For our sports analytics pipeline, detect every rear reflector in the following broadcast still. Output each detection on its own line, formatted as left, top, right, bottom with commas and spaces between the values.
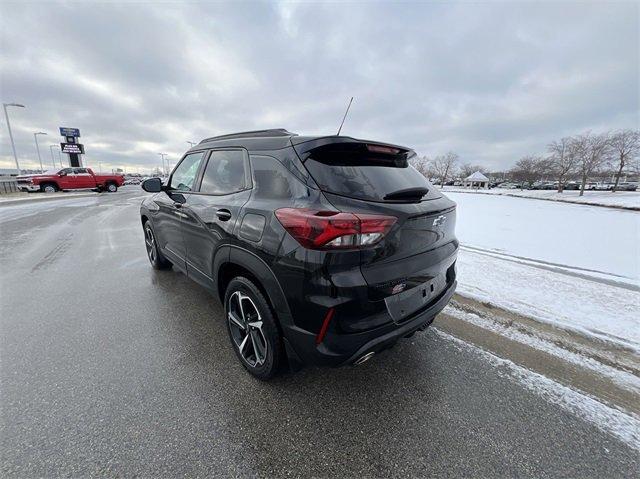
275, 208, 396, 250
315, 308, 335, 345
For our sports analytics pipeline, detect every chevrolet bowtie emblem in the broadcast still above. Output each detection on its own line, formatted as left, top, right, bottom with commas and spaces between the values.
433, 215, 447, 227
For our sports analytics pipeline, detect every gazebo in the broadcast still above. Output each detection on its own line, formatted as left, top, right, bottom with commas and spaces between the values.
463, 171, 490, 189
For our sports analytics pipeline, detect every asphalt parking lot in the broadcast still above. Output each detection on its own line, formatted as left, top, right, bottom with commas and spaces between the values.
1, 188, 637, 477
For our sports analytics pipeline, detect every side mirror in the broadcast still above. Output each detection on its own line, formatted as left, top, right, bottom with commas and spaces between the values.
59, 171, 67, 177
141, 177, 162, 193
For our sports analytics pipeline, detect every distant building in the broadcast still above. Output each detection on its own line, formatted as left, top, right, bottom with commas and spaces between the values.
463, 171, 490, 189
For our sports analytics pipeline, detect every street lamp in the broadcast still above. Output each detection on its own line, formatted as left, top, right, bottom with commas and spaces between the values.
33, 132, 47, 172
49, 145, 57, 168
3, 102, 25, 172
158, 152, 167, 176
49, 145, 62, 168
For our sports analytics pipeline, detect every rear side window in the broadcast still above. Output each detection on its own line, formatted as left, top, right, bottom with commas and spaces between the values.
170, 152, 204, 191
199, 150, 247, 195
251, 155, 309, 200
303, 143, 438, 202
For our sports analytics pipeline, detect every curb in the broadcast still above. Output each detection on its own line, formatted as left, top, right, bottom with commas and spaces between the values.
0, 192, 103, 206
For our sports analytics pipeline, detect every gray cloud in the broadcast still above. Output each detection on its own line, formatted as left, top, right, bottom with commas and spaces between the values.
1, 1, 637, 172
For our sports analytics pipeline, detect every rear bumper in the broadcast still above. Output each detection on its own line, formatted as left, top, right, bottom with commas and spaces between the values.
283, 279, 457, 368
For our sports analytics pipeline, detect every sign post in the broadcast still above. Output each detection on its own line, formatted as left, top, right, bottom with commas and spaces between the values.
59, 127, 84, 167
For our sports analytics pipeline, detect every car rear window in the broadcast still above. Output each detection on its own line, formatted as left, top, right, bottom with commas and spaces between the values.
303, 143, 439, 202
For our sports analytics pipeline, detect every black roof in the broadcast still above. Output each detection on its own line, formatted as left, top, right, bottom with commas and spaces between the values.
193, 128, 410, 154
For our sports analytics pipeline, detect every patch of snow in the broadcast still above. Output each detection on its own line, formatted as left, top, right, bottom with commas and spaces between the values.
0, 191, 100, 204
448, 192, 639, 282
444, 187, 640, 209
433, 328, 640, 451
456, 249, 640, 352
444, 305, 640, 394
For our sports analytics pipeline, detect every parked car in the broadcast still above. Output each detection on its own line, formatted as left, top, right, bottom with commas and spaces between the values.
594, 182, 613, 191
140, 129, 458, 379
497, 182, 519, 189
615, 182, 638, 191
16, 167, 124, 193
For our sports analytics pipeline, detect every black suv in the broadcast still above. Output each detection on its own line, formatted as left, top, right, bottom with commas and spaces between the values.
140, 129, 458, 379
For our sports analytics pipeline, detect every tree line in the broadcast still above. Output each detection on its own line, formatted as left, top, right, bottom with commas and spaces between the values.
413, 129, 639, 196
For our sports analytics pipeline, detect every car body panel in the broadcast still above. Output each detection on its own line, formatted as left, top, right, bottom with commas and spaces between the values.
140, 131, 458, 369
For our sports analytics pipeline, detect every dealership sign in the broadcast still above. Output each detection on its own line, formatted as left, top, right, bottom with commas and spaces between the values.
59, 127, 81, 137
60, 143, 85, 154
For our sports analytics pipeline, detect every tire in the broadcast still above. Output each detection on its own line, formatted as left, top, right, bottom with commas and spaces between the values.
41, 183, 58, 193
224, 277, 283, 380
143, 221, 171, 270
106, 183, 118, 193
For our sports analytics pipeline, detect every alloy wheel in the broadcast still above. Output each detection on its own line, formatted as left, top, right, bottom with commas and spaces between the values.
227, 291, 268, 367
144, 224, 156, 263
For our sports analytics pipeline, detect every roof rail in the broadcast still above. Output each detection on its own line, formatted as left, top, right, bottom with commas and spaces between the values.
199, 129, 297, 144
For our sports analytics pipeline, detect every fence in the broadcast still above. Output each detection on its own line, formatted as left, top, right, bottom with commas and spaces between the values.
0, 177, 19, 194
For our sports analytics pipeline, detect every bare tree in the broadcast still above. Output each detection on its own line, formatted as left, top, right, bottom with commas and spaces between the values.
547, 137, 577, 193
411, 155, 432, 178
429, 152, 459, 186
572, 132, 610, 196
608, 129, 639, 192
509, 156, 545, 187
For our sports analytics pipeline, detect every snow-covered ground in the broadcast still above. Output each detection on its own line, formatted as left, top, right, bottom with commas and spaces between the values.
443, 186, 640, 210
448, 192, 640, 351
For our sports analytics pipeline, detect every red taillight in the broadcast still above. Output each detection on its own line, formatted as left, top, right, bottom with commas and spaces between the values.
275, 208, 396, 250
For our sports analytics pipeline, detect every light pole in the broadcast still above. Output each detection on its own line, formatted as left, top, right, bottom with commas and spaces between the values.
3, 102, 25, 172
50, 145, 62, 168
49, 145, 57, 168
33, 132, 47, 172
158, 153, 167, 176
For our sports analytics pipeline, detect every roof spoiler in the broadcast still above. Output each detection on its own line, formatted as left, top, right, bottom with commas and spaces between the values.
291, 136, 413, 162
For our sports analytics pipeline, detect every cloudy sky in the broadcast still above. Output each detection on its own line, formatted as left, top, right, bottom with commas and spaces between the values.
1, 1, 637, 173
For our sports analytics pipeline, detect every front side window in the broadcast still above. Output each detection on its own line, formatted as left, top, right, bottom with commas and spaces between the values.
169, 152, 204, 191
199, 150, 247, 195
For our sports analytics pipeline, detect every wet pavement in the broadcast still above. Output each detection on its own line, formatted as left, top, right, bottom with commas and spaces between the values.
1, 188, 637, 477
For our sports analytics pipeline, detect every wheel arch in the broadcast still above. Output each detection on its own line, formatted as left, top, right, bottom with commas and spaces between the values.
215, 245, 303, 368
215, 246, 291, 323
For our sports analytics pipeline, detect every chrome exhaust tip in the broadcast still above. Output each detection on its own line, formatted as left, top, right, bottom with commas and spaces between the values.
354, 351, 375, 365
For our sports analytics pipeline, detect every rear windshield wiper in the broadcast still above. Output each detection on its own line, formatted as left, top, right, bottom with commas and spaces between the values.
383, 187, 429, 201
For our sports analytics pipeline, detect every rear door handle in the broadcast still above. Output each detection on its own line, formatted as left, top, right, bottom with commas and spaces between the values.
216, 209, 232, 221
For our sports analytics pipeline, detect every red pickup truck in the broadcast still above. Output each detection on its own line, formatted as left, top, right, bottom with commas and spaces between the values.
17, 167, 125, 193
